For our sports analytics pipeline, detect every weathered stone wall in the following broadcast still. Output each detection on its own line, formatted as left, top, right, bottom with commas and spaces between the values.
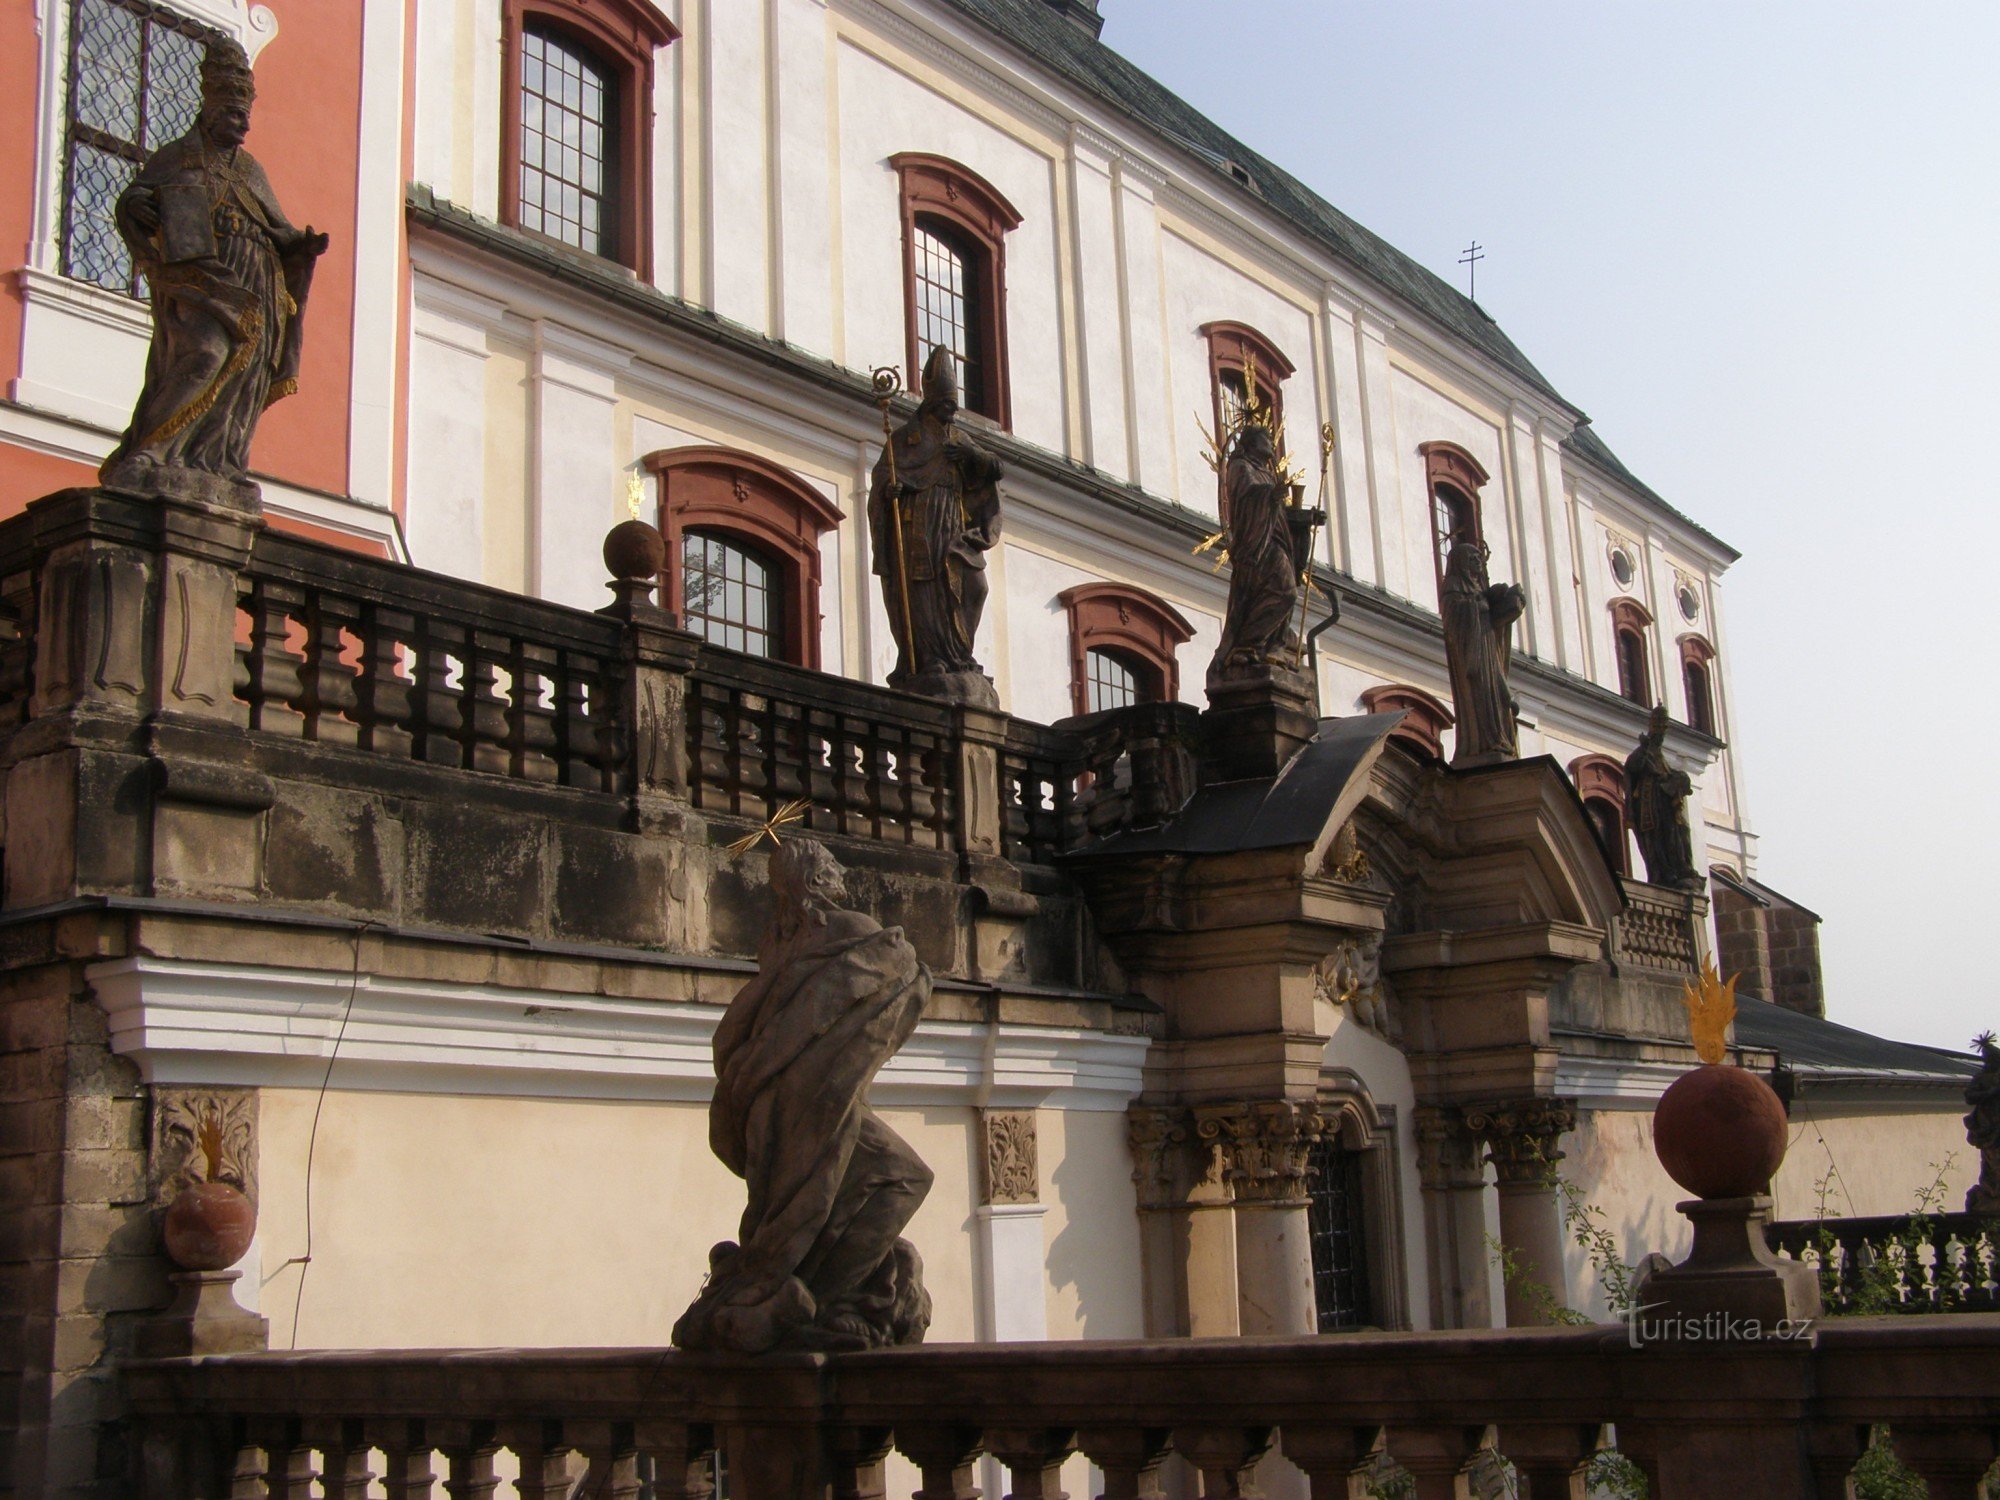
1712, 878, 1824, 1018
0, 916, 160, 1500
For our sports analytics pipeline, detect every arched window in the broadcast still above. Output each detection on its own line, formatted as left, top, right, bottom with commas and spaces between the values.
1360, 683, 1455, 763
644, 447, 844, 668
1201, 322, 1294, 442
1059, 583, 1195, 718
1609, 598, 1653, 706
502, 0, 676, 273
1569, 753, 1630, 877
1417, 442, 1489, 604
893, 154, 1021, 426
1680, 635, 1718, 737
682, 532, 776, 656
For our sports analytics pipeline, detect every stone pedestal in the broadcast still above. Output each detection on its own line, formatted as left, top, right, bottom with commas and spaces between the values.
133, 1270, 269, 1358
1635, 1195, 1822, 1331
1201, 663, 1317, 781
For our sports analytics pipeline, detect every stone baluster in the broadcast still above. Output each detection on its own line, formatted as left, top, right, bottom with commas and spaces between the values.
573, 1421, 642, 1500
410, 622, 466, 766
1461, 1098, 1577, 1326
252, 1416, 319, 1499
225, 1436, 265, 1500
1277, 1425, 1382, 1500
298, 590, 360, 745
1889, 1426, 1999, 1497
433, 1421, 502, 1500
1379, 1425, 1487, 1500
1491, 1422, 1599, 1500
353, 602, 415, 756
240, 576, 307, 735
508, 638, 561, 783
1075, 1428, 1171, 1500
369, 1419, 437, 1500
462, 631, 511, 774
307, 1418, 377, 1500
900, 1424, 987, 1500
825, 1427, 891, 1500
1805, 1423, 1868, 1500
498, 1421, 573, 1500
640, 1422, 716, 1500
985, 1428, 1077, 1500
1172, 1426, 1271, 1500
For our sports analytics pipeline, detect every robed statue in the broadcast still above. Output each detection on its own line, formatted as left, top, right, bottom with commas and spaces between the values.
868, 348, 1002, 707
1440, 530, 1526, 765
99, 37, 327, 499
673, 839, 934, 1353
1964, 1032, 2000, 1215
1625, 705, 1701, 888
1208, 421, 1322, 686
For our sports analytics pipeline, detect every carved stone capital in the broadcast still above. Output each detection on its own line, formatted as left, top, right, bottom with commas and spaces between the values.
1127, 1104, 1192, 1212
979, 1109, 1039, 1206
1412, 1105, 1483, 1192
1193, 1099, 1328, 1206
1461, 1098, 1576, 1188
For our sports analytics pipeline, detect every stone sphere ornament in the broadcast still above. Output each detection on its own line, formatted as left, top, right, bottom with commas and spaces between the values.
1652, 961, 1787, 1199
162, 1180, 257, 1272
603, 517, 667, 583
1653, 1061, 1789, 1199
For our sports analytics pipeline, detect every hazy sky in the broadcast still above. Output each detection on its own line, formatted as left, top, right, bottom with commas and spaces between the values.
1101, 2, 1999, 1051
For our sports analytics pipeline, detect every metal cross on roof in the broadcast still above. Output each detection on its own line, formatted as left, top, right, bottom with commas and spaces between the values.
1459, 241, 1485, 301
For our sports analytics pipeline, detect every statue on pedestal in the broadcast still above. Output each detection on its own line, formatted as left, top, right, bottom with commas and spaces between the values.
98, 37, 327, 501
673, 839, 934, 1353
867, 349, 1002, 707
1625, 705, 1702, 888
1207, 422, 1322, 687
1440, 530, 1525, 765
1965, 1032, 2000, 1214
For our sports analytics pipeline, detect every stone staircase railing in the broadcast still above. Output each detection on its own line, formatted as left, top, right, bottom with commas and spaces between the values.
122, 1321, 2000, 1499
1769, 1213, 2000, 1315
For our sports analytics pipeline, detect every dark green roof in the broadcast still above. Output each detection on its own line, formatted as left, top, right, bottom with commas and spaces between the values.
935, 0, 1731, 553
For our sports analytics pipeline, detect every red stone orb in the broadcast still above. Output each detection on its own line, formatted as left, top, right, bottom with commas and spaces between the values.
603, 519, 667, 583
1652, 1062, 1789, 1199
162, 1180, 257, 1272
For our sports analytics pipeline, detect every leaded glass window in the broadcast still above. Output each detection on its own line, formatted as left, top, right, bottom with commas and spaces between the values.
912, 218, 985, 413
518, 24, 616, 256
1307, 1135, 1373, 1331
683, 531, 776, 657
59, 0, 210, 297
1084, 649, 1138, 715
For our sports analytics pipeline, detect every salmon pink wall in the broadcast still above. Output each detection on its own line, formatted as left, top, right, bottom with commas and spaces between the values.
0, 5, 42, 396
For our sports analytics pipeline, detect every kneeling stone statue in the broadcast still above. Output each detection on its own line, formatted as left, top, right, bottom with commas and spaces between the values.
673, 839, 934, 1353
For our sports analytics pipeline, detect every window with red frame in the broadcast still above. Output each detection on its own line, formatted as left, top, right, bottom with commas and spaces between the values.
1417, 442, 1490, 606
1202, 321, 1294, 448
645, 448, 843, 669
1059, 583, 1195, 719
1359, 683, 1455, 762
1681, 635, 1718, 736
501, 0, 676, 273
1569, 753, 1630, 876
1610, 598, 1654, 706
893, 154, 1021, 425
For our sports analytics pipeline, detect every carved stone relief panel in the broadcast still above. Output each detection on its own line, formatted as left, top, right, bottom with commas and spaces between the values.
980, 1109, 1039, 1205
150, 1086, 258, 1209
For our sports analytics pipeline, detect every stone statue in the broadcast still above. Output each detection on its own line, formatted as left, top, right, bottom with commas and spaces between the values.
673, 839, 934, 1353
1625, 704, 1702, 888
868, 348, 1002, 707
1965, 1031, 2000, 1214
98, 37, 328, 502
1208, 422, 1321, 686
1440, 529, 1525, 766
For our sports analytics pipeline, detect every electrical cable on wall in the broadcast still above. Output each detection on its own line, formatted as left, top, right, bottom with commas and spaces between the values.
283, 919, 375, 1350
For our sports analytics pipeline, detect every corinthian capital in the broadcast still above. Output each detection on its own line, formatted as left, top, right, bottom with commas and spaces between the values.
1461, 1098, 1577, 1187
1193, 1099, 1328, 1206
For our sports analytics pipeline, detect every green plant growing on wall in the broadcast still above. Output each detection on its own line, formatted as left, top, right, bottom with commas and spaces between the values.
1810, 1154, 1962, 1315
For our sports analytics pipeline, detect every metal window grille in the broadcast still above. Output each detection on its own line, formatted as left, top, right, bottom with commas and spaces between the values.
1084, 649, 1138, 714
518, 24, 616, 256
1306, 1135, 1373, 1331
912, 219, 983, 411
683, 531, 776, 659
59, 0, 211, 297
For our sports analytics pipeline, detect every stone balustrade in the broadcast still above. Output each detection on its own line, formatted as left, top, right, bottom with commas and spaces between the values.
1769, 1213, 2000, 1316
1612, 875, 1707, 975
123, 1320, 2000, 1499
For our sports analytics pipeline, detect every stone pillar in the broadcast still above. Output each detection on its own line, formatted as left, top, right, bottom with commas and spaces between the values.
1197, 1099, 1326, 1337
974, 1110, 1047, 1342
1463, 1098, 1576, 1327
1413, 1106, 1494, 1330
